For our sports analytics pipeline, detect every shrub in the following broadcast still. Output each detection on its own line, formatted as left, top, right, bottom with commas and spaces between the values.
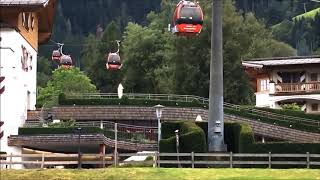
47, 119, 76, 128
160, 121, 207, 153
281, 103, 302, 112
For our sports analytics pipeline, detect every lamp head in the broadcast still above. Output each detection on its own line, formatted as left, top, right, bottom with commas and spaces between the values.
153, 104, 165, 119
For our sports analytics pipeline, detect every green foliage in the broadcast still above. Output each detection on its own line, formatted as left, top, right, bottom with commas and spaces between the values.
237, 123, 320, 154
47, 119, 76, 128
281, 103, 302, 112
160, 121, 207, 153
37, 67, 97, 108
293, 8, 320, 21
18, 127, 103, 135
122, 22, 167, 93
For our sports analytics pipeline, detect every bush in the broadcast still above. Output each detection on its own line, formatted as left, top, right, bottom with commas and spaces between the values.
160, 121, 207, 153
47, 119, 76, 128
237, 123, 320, 154
281, 103, 302, 111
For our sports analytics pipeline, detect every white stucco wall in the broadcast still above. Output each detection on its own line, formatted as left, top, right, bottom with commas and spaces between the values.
0, 28, 37, 169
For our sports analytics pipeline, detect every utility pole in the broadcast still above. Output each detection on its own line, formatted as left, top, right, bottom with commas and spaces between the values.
208, 0, 226, 152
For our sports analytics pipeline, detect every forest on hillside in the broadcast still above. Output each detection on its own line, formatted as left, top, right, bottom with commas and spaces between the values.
37, 0, 320, 106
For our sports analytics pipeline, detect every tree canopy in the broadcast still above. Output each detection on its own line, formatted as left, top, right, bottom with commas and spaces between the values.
37, 67, 97, 107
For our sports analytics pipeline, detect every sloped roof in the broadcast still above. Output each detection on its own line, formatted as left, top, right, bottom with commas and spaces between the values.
0, 0, 50, 7
242, 56, 320, 68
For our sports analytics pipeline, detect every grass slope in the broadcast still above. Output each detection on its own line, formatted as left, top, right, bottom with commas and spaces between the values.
1, 168, 320, 180
293, 8, 320, 21
272, 8, 320, 29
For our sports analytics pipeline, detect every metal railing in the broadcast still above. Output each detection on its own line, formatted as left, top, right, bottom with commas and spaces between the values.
66, 93, 209, 104
275, 82, 320, 93
1, 152, 319, 169
64, 93, 320, 128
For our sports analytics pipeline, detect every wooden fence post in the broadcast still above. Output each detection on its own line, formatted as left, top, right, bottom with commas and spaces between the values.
114, 123, 118, 167
229, 152, 233, 168
153, 153, 157, 168
41, 153, 45, 169
268, 152, 271, 169
9, 153, 12, 169
306, 152, 310, 169
157, 152, 160, 168
191, 152, 194, 168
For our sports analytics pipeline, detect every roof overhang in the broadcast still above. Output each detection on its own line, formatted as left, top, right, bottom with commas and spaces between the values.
242, 56, 320, 69
242, 62, 263, 69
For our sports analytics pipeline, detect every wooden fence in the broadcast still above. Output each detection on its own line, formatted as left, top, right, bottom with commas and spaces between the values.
1, 152, 320, 169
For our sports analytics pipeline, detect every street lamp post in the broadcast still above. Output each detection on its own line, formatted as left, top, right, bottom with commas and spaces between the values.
175, 129, 181, 168
153, 104, 165, 153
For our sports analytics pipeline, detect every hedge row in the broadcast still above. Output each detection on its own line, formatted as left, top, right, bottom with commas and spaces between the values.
59, 94, 204, 108
237, 123, 320, 153
195, 121, 320, 153
255, 107, 320, 121
225, 108, 320, 133
18, 127, 103, 135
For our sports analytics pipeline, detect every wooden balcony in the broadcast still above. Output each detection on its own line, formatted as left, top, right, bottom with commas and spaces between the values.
275, 82, 320, 94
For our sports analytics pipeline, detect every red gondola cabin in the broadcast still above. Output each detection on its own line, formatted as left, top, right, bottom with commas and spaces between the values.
173, 1, 204, 36
52, 50, 61, 62
60, 55, 73, 67
106, 53, 122, 70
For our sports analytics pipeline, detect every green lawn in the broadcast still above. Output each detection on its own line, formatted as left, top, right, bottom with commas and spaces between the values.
1, 168, 320, 180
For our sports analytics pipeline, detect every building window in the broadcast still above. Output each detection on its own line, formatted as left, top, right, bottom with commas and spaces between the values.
259, 79, 269, 91
311, 73, 318, 82
30, 16, 35, 30
311, 104, 319, 111
22, 12, 30, 31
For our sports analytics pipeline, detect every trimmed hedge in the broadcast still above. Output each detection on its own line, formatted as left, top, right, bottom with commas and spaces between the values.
255, 107, 320, 121
18, 127, 103, 135
160, 121, 207, 153
59, 94, 204, 108
196, 121, 320, 153
237, 123, 320, 153
225, 108, 320, 133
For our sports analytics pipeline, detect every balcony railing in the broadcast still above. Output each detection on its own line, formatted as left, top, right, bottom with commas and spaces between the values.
275, 82, 320, 94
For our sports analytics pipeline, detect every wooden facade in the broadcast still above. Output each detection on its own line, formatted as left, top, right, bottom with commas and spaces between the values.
0, 0, 57, 50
